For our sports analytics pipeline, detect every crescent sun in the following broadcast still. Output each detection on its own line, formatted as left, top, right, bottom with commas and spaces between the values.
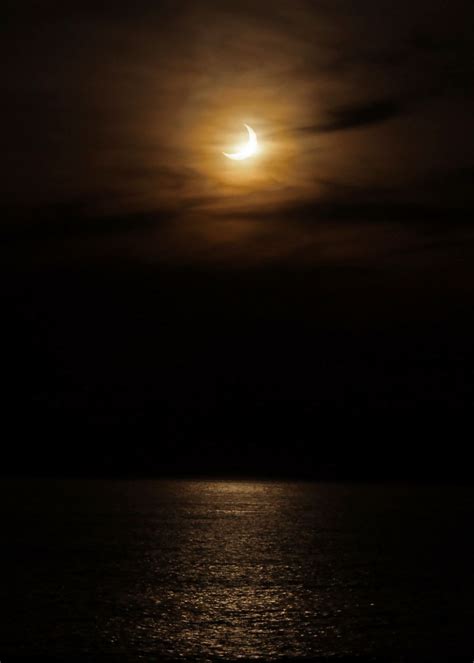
223, 124, 258, 160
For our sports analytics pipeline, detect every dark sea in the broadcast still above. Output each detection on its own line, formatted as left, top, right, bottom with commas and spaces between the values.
0, 480, 473, 660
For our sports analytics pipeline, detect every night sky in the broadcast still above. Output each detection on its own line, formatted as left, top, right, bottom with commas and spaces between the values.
2, 1, 474, 478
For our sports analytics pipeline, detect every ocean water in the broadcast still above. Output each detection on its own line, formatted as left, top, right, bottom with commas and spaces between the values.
0, 479, 473, 659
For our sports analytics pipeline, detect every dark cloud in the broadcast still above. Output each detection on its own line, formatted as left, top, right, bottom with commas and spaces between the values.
296, 98, 406, 134
0, 201, 173, 244
324, 98, 405, 131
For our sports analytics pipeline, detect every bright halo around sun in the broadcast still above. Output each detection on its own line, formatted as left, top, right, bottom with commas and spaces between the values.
223, 124, 258, 161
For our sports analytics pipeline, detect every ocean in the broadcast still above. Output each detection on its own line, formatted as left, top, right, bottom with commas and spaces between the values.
0, 479, 473, 659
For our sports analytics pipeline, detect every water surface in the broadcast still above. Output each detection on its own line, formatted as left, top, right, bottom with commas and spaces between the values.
0, 480, 473, 658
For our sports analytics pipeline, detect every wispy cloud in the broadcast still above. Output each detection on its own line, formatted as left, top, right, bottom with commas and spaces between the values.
1, 0, 474, 268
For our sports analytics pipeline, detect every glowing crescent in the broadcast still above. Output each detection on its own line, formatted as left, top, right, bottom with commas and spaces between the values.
223, 124, 258, 160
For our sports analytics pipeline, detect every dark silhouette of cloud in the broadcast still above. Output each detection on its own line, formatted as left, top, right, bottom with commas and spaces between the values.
326, 98, 405, 131
296, 98, 406, 135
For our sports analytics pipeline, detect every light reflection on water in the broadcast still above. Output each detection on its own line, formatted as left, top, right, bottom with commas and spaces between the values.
143, 481, 327, 659
0, 480, 473, 658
